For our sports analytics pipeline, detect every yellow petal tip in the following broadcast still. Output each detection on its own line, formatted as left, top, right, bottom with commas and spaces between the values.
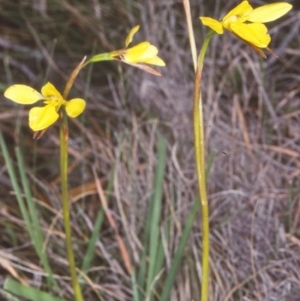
125, 25, 140, 47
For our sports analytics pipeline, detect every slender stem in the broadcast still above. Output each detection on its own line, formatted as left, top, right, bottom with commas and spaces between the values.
193, 31, 214, 301
60, 110, 83, 301
81, 52, 112, 68
59, 57, 86, 301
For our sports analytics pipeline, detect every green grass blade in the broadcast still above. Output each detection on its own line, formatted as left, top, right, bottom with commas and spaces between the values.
81, 206, 104, 272
15, 146, 58, 290
160, 196, 199, 301
159, 149, 216, 301
131, 269, 140, 301
4, 278, 67, 301
0, 132, 33, 239
0, 288, 22, 301
154, 222, 169, 282
206, 149, 217, 179
138, 137, 167, 295
137, 248, 147, 299
146, 135, 167, 298
81, 170, 114, 273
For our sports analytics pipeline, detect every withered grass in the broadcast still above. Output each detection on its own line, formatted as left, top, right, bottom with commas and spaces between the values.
0, 0, 299, 300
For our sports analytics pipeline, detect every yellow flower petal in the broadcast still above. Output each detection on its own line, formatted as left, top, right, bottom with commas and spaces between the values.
246, 3, 292, 23
135, 44, 158, 60
4, 85, 44, 104
41, 82, 63, 100
200, 17, 223, 34
124, 42, 153, 63
65, 98, 86, 118
141, 56, 166, 66
200, 0, 292, 56
108, 26, 165, 72
29, 105, 59, 131
125, 25, 140, 47
222, 1, 253, 22
230, 22, 271, 48
124, 42, 165, 66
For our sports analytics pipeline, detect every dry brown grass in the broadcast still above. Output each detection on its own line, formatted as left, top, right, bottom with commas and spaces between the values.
0, 0, 300, 300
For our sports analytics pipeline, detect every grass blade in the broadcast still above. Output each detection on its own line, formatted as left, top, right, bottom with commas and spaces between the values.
0, 288, 22, 301
160, 196, 199, 301
81, 169, 114, 273
0, 132, 33, 239
160, 149, 216, 301
4, 278, 67, 301
15, 146, 58, 289
145, 135, 167, 299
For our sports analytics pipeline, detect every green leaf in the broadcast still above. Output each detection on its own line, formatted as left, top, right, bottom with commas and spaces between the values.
4, 278, 67, 301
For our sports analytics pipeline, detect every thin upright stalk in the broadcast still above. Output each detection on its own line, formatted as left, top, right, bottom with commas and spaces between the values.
181, 1, 215, 299
60, 111, 83, 301
193, 31, 214, 301
59, 58, 86, 301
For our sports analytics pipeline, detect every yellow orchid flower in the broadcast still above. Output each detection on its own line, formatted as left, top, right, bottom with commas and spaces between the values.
200, 1, 292, 57
4, 82, 86, 132
110, 25, 165, 76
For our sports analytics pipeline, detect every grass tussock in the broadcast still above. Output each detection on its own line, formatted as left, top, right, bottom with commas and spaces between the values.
0, 0, 300, 300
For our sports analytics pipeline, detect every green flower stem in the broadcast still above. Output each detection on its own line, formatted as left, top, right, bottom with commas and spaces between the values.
193, 31, 214, 301
82, 52, 112, 68
58, 58, 86, 301
60, 110, 83, 301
